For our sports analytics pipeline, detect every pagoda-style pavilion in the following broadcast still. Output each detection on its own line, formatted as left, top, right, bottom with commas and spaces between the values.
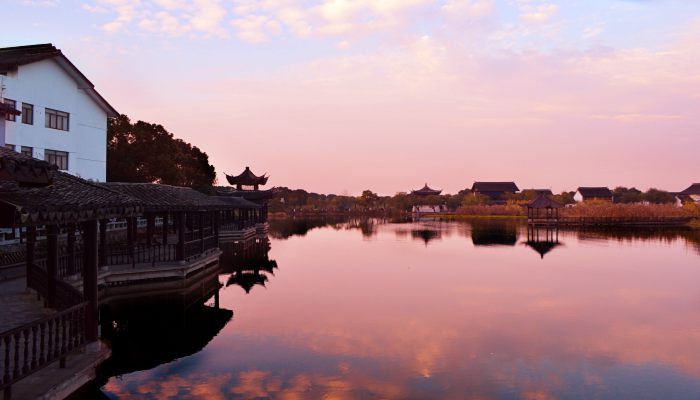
221, 167, 274, 227
527, 194, 563, 226
411, 184, 442, 197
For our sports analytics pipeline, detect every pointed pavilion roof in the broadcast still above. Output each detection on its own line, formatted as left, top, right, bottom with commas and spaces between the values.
225, 167, 268, 187
525, 241, 562, 259
411, 183, 442, 196
527, 194, 563, 209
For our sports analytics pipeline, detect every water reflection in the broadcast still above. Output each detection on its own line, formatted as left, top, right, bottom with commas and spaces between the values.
99, 219, 700, 399
470, 219, 519, 246
220, 238, 278, 293
524, 225, 562, 259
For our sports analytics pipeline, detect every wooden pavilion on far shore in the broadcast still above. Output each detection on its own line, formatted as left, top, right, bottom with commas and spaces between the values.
527, 194, 563, 226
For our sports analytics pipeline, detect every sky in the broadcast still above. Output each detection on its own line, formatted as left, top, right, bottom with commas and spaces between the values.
4, 0, 700, 195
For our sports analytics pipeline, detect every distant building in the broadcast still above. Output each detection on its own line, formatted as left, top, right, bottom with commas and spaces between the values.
471, 182, 519, 204
411, 184, 442, 197
574, 187, 613, 202
411, 184, 445, 214
0, 43, 118, 181
678, 183, 700, 204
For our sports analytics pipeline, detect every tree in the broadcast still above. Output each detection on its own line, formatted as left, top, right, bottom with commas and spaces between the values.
613, 186, 642, 204
107, 115, 216, 192
643, 188, 675, 204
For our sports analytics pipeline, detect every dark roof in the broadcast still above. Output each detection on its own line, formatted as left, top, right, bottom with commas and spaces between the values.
472, 182, 519, 193
523, 189, 553, 196
216, 196, 261, 209
0, 44, 118, 117
218, 188, 276, 202
528, 194, 563, 209
99, 182, 232, 211
0, 102, 21, 116
411, 184, 442, 196
0, 148, 140, 226
680, 183, 700, 195
577, 187, 613, 198
525, 241, 562, 259
225, 167, 268, 186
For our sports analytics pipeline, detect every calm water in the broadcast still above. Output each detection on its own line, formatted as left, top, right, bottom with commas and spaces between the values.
99, 218, 700, 399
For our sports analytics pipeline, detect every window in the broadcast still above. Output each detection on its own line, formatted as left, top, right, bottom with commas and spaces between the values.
44, 149, 68, 170
4, 144, 15, 151
20, 146, 33, 157
3, 99, 16, 122
21, 103, 33, 125
45, 108, 69, 131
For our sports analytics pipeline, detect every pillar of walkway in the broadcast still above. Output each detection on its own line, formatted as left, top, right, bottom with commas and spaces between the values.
46, 225, 58, 308
146, 213, 155, 246
82, 219, 99, 343
177, 212, 185, 261
162, 212, 169, 245
66, 224, 76, 276
99, 219, 107, 267
25, 226, 36, 287
198, 212, 205, 253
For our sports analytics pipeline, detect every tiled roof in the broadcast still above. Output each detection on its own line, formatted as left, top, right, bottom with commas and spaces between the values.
528, 194, 563, 209
216, 196, 261, 209
577, 187, 613, 198
225, 167, 268, 186
0, 148, 140, 225
472, 182, 520, 192
411, 184, 442, 196
0, 43, 118, 117
99, 182, 232, 211
680, 183, 700, 195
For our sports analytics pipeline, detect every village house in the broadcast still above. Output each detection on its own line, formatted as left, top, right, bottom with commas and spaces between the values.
574, 187, 614, 202
0, 43, 117, 181
471, 182, 519, 204
676, 183, 700, 206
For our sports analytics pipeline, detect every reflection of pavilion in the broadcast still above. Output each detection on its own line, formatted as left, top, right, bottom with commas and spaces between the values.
220, 236, 278, 293
411, 229, 441, 246
525, 225, 562, 259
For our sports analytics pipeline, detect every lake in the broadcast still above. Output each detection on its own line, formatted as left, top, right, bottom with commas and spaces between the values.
97, 218, 700, 399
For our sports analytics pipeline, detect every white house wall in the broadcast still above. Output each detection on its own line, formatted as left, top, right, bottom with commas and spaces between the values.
2, 59, 108, 181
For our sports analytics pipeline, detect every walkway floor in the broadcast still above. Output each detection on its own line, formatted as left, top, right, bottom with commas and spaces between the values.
0, 277, 52, 333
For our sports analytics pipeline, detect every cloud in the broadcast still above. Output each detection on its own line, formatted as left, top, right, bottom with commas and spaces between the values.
518, 2, 559, 23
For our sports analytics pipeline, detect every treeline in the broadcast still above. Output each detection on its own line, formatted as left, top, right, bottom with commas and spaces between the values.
107, 115, 216, 193
270, 186, 682, 214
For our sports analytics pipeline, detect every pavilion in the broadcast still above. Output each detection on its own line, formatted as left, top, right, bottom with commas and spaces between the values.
411, 184, 446, 214
220, 167, 275, 233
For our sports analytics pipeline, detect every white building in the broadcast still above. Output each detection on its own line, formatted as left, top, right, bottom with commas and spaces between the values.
0, 44, 117, 181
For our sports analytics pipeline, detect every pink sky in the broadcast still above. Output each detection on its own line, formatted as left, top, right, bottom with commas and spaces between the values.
6, 0, 700, 194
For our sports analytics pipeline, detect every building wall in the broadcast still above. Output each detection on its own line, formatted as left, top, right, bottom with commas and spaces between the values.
2, 60, 108, 181
573, 192, 583, 202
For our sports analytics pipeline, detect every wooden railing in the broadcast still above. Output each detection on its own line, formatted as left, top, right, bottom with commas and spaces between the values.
35, 254, 83, 280
0, 302, 87, 400
105, 243, 177, 266
219, 221, 255, 232
27, 264, 83, 311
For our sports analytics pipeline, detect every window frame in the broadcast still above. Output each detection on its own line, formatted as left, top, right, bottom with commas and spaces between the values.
21, 103, 33, 125
3, 99, 17, 122
44, 108, 70, 131
44, 149, 69, 170
4, 144, 15, 151
20, 146, 33, 157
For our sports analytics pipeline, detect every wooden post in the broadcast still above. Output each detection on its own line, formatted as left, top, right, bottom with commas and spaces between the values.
162, 212, 169, 245
25, 226, 36, 289
146, 213, 155, 246
66, 224, 76, 276
82, 220, 99, 343
99, 219, 107, 267
199, 212, 205, 254
46, 225, 58, 308
177, 212, 185, 261
126, 218, 134, 248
